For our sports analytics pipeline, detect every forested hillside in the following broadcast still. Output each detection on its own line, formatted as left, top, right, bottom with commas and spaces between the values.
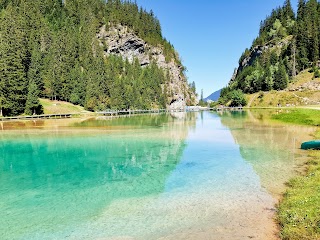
220, 0, 320, 105
0, 0, 195, 117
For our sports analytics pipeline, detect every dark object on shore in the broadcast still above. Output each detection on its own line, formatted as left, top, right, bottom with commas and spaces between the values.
301, 140, 320, 150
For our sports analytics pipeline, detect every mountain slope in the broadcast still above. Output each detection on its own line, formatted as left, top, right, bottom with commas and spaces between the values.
219, 0, 320, 106
204, 89, 221, 102
97, 24, 195, 109
246, 69, 320, 107
0, 0, 196, 117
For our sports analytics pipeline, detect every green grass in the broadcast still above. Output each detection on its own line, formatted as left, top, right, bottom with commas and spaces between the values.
276, 111, 320, 239
271, 109, 320, 126
246, 69, 320, 108
278, 149, 320, 240
40, 99, 87, 115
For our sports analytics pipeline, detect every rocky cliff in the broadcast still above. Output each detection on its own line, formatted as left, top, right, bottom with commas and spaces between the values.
97, 24, 197, 109
230, 37, 292, 85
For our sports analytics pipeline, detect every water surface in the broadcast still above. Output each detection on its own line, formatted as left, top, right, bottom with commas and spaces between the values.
0, 111, 315, 239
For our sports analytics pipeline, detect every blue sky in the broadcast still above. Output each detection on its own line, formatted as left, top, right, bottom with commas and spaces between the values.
135, 0, 298, 97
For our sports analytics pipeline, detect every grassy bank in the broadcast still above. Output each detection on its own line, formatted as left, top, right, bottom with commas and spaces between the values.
274, 109, 320, 239
40, 99, 87, 115
271, 108, 320, 126
246, 69, 320, 108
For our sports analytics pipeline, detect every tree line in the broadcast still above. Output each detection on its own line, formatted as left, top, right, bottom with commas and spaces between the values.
0, 0, 190, 116
219, 0, 320, 105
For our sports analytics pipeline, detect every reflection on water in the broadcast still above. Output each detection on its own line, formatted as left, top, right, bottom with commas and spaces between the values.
219, 110, 316, 197
0, 114, 196, 239
0, 111, 314, 239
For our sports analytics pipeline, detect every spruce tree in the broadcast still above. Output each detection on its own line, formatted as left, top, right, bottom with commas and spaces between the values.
283, 0, 295, 20
0, 4, 28, 116
28, 44, 44, 96
263, 64, 274, 91
25, 80, 43, 115
296, 0, 308, 70
304, 0, 319, 63
0, 0, 189, 114
274, 63, 288, 90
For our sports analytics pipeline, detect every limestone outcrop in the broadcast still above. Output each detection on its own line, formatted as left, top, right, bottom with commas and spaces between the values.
97, 24, 197, 109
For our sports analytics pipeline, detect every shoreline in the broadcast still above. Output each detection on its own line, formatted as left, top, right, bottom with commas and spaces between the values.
268, 108, 320, 239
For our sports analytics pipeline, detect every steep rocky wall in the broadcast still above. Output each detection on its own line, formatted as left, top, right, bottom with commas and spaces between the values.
97, 24, 197, 109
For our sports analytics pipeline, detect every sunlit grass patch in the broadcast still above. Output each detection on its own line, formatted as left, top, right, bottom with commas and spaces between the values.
271, 109, 320, 126
40, 99, 87, 115
278, 150, 320, 240
275, 110, 320, 239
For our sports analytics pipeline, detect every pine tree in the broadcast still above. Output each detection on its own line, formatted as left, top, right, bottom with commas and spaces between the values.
304, 0, 319, 63
0, 4, 28, 116
263, 63, 274, 91
25, 80, 43, 115
270, 51, 279, 65
0, 71, 5, 116
274, 62, 288, 90
28, 44, 44, 96
283, 0, 295, 20
0, 0, 192, 114
200, 89, 204, 102
190, 81, 196, 94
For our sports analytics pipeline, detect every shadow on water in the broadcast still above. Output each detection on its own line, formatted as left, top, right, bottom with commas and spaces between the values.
218, 110, 316, 197
0, 113, 197, 239
74, 113, 172, 128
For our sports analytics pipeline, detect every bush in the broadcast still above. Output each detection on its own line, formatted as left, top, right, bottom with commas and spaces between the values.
314, 68, 320, 78
258, 91, 264, 99
229, 90, 247, 107
209, 101, 218, 108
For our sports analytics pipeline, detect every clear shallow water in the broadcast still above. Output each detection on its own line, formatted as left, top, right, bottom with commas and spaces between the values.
0, 112, 315, 240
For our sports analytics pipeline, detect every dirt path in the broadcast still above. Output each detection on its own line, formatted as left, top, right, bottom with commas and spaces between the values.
247, 93, 258, 107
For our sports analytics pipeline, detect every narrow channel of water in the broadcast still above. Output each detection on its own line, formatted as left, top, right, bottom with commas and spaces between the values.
0, 111, 315, 239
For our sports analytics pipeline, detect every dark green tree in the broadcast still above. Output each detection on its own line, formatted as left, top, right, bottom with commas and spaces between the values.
0, 4, 28, 116
190, 81, 196, 94
283, 0, 295, 20
198, 89, 206, 106
28, 44, 44, 96
296, 0, 309, 70
229, 90, 247, 107
25, 80, 43, 115
305, 0, 319, 63
0, 0, 194, 115
270, 51, 279, 65
274, 62, 288, 90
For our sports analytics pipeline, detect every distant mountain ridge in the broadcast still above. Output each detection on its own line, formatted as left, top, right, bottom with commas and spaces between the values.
204, 89, 221, 102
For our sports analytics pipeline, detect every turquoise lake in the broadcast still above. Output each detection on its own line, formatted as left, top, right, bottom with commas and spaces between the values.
0, 111, 315, 240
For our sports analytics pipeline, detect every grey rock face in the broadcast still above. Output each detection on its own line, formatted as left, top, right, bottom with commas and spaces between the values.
169, 96, 185, 110
97, 24, 196, 109
230, 38, 291, 85
97, 25, 150, 65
